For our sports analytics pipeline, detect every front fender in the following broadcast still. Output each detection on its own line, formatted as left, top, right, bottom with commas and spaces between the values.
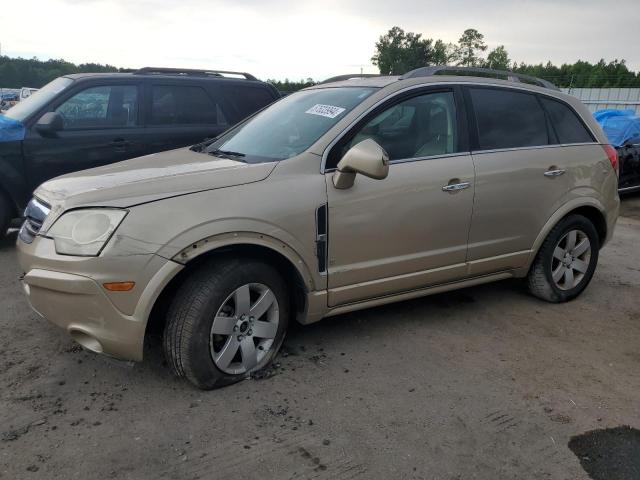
157, 221, 318, 292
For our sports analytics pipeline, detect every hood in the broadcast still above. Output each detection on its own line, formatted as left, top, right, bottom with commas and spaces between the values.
35, 147, 278, 210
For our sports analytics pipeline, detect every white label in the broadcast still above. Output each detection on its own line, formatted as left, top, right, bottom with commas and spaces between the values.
305, 104, 346, 119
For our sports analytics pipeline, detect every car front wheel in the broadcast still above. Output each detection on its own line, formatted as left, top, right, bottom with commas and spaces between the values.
163, 258, 289, 390
527, 214, 600, 303
0, 194, 11, 237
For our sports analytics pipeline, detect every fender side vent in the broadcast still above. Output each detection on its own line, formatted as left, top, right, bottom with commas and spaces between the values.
316, 204, 328, 273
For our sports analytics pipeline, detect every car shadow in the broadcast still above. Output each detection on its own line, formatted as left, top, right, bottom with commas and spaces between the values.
619, 191, 640, 220
137, 277, 528, 387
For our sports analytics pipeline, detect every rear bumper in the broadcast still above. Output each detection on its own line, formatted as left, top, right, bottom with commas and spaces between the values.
17, 236, 183, 361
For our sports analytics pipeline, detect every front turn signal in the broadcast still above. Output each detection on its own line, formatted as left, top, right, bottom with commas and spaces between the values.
103, 282, 135, 292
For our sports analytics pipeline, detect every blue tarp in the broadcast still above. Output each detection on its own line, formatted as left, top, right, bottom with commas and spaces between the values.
0, 115, 25, 142
593, 109, 640, 147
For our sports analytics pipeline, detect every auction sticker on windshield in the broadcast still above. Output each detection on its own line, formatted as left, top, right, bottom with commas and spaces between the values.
305, 104, 346, 119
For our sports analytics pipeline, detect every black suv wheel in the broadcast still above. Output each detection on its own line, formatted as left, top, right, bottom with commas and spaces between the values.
0, 193, 12, 237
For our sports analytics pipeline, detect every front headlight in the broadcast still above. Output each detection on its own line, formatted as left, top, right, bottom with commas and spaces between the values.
46, 209, 127, 256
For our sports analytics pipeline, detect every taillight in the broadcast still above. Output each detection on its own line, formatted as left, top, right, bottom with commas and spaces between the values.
603, 144, 619, 176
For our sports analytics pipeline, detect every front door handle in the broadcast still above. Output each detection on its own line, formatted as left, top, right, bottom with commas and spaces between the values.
544, 168, 566, 177
442, 181, 471, 193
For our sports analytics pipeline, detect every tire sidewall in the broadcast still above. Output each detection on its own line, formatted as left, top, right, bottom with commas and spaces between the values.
542, 215, 600, 301
183, 261, 289, 389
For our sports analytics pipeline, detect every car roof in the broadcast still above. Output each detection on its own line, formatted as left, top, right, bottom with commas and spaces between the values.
310, 74, 559, 92
309, 74, 586, 107
62, 72, 267, 85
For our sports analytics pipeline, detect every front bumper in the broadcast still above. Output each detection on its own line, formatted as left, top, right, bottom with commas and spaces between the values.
17, 235, 183, 361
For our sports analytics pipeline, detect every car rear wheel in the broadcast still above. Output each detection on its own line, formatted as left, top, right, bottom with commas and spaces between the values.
163, 258, 289, 390
527, 214, 599, 303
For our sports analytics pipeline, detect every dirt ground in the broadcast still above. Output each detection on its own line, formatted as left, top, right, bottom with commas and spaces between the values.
1, 196, 640, 480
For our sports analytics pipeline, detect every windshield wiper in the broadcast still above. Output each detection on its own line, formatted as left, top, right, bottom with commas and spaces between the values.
190, 136, 219, 152
209, 149, 246, 159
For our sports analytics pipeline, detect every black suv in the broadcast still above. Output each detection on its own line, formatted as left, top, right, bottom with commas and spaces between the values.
0, 67, 280, 234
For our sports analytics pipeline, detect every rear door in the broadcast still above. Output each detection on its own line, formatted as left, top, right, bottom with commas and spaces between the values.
140, 83, 231, 154
464, 86, 596, 276
23, 82, 144, 190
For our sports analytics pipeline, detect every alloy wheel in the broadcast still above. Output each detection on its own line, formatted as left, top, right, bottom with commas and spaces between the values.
209, 283, 280, 375
551, 229, 591, 290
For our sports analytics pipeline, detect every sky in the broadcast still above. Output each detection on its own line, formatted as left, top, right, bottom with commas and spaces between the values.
2, 0, 639, 81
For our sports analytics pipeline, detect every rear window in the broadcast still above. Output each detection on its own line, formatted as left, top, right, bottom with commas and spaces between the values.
150, 85, 227, 126
540, 97, 594, 144
224, 85, 276, 119
470, 88, 549, 150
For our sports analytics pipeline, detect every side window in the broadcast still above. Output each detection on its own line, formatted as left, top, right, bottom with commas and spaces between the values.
56, 85, 138, 128
341, 91, 458, 162
469, 88, 548, 150
540, 97, 594, 144
150, 85, 227, 126
224, 85, 276, 119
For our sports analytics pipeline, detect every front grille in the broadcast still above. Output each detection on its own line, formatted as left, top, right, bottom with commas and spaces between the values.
19, 197, 51, 244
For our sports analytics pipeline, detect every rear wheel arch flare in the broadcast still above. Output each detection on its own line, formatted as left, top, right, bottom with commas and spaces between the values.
569, 206, 606, 247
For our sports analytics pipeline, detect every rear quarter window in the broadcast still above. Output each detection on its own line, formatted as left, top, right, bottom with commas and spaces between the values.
469, 87, 549, 150
150, 85, 226, 126
540, 97, 594, 144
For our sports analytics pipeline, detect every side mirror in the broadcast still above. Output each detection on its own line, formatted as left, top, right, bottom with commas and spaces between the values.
35, 112, 64, 135
332, 138, 389, 189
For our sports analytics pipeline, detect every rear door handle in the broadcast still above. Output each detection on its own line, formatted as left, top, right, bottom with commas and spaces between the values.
544, 168, 566, 177
111, 139, 130, 149
442, 181, 471, 193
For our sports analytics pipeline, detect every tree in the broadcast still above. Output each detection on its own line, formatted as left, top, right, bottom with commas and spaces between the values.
484, 45, 511, 70
432, 39, 455, 65
453, 28, 487, 67
267, 78, 316, 93
371, 26, 435, 75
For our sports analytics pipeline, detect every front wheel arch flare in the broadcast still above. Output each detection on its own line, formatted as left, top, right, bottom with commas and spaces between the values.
145, 243, 310, 345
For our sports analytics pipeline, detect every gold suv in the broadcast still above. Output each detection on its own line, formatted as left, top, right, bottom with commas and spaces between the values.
17, 68, 619, 389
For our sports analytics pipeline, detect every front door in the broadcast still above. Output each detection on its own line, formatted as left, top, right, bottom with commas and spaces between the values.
325, 88, 475, 306
23, 83, 144, 190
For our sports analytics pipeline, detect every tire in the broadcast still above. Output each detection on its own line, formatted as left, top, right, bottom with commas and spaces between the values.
0, 194, 11, 237
163, 258, 289, 390
527, 214, 600, 303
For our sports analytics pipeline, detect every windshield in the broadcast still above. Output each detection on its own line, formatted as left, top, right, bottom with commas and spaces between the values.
204, 87, 375, 162
4, 77, 73, 122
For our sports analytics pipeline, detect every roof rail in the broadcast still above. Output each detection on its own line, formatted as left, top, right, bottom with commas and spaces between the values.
400, 66, 560, 91
134, 67, 257, 81
319, 74, 383, 85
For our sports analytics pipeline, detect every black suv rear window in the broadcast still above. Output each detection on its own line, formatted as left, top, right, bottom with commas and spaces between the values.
540, 97, 594, 144
150, 85, 225, 125
223, 85, 276, 119
470, 88, 549, 150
